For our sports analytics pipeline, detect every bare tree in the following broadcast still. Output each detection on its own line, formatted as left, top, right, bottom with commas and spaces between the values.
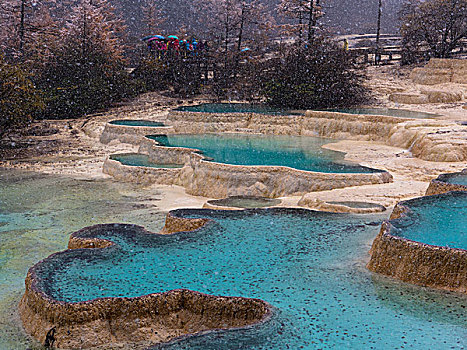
60, 0, 126, 61
0, 0, 58, 62
375, 0, 382, 64
278, 0, 323, 44
37, 0, 133, 118
400, 0, 467, 63
142, 0, 166, 35
191, 0, 271, 98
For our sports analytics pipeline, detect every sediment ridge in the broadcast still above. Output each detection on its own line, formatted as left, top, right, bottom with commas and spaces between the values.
19, 222, 271, 349
367, 198, 467, 294
425, 169, 467, 195
105, 136, 393, 198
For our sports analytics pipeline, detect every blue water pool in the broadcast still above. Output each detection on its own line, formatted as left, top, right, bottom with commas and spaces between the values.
175, 103, 302, 115
175, 103, 439, 119
442, 173, 467, 187
110, 153, 183, 168
34, 209, 466, 349
321, 108, 439, 119
109, 120, 166, 127
207, 196, 281, 209
0, 169, 167, 349
390, 191, 467, 249
147, 134, 382, 174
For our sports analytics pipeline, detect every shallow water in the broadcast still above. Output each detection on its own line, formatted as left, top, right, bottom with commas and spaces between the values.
109, 120, 166, 127
328, 201, 386, 210
208, 196, 281, 208
38, 208, 467, 349
443, 173, 467, 186
148, 134, 381, 174
321, 107, 439, 119
110, 153, 184, 168
175, 103, 439, 119
175, 103, 302, 115
390, 191, 467, 249
0, 169, 166, 349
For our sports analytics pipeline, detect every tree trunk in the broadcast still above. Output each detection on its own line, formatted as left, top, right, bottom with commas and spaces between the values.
309, 0, 320, 43
234, 3, 246, 78
375, 0, 382, 64
19, 0, 25, 56
307, 0, 313, 44
298, 11, 303, 44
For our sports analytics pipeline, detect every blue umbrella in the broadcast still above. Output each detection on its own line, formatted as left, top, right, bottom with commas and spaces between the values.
142, 35, 165, 41
168, 35, 179, 40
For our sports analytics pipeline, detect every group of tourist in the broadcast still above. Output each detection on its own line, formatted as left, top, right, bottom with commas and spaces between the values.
144, 35, 209, 58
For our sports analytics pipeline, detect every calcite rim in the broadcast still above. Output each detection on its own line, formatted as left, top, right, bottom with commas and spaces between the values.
384, 192, 466, 252
173, 103, 441, 119
145, 133, 389, 175
20, 214, 273, 349
435, 170, 467, 187
368, 192, 467, 294
425, 169, 467, 196
108, 119, 170, 127
108, 152, 185, 168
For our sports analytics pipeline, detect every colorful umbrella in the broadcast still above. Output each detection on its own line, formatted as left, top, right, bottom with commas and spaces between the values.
142, 35, 165, 41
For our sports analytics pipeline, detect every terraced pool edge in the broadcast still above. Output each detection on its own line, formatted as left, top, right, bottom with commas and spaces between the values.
426, 169, 467, 195
19, 220, 272, 349
100, 121, 174, 145
367, 194, 467, 294
135, 136, 392, 198
166, 110, 467, 162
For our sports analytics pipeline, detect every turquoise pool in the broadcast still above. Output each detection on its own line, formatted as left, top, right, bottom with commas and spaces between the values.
175, 103, 302, 115
109, 120, 166, 127
207, 196, 281, 209
175, 103, 439, 119
442, 173, 467, 187
322, 108, 439, 119
110, 153, 183, 168
147, 134, 382, 174
34, 209, 466, 349
0, 169, 166, 349
390, 191, 467, 249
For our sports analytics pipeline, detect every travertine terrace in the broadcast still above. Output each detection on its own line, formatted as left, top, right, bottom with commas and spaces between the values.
426, 169, 467, 195
19, 221, 271, 349
100, 120, 174, 145
368, 192, 467, 294
103, 106, 467, 163
104, 134, 392, 198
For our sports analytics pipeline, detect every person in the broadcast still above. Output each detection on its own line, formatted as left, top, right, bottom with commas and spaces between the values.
197, 40, 205, 52
343, 38, 349, 51
168, 38, 180, 56
179, 39, 188, 57
157, 40, 167, 59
